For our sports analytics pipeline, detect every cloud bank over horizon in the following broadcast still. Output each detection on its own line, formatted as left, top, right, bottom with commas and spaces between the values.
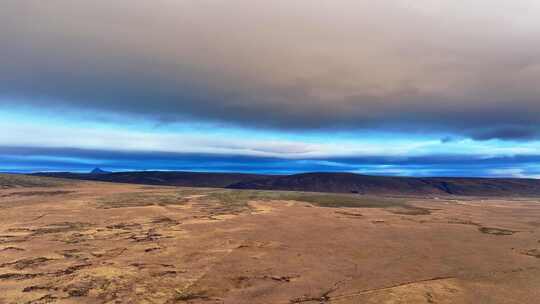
3, 145, 540, 179
1, 114, 540, 177
1, 1, 540, 176
3, 0, 540, 139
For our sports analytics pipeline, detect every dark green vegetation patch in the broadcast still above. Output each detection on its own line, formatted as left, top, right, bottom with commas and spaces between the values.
96, 192, 192, 209
95, 188, 428, 215
206, 189, 427, 213
478, 227, 516, 236
0, 174, 73, 189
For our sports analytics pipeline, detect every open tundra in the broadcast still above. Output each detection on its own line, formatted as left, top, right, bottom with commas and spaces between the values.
1, 174, 539, 303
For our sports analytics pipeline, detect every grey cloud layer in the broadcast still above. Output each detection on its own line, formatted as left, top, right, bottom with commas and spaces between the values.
1, 0, 540, 138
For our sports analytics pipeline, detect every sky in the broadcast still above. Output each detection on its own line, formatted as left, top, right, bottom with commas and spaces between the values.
1, 0, 540, 177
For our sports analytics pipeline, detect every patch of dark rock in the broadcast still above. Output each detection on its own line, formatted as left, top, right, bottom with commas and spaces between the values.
52, 263, 92, 276
23, 285, 58, 293
289, 279, 345, 303
145, 247, 162, 253
24, 294, 58, 304
106, 223, 142, 230
130, 263, 147, 270
388, 207, 431, 216
231, 275, 252, 288
67, 288, 88, 297
478, 227, 516, 236
0, 235, 28, 244
268, 275, 298, 282
334, 210, 363, 218
290, 295, 330, 303
31, 214, 47, 221
425, 291, 435, 303
0, 272, 42, 280
0, 246, 25, 252
60, 232, 90, 244
446, 218, 481, 227
0, 190, 73, 198
1, 257, 54, 270
151, 217, 178, 225
60, 249, 85, 259
160, 263, 175, 268
156, 270, 183, 277
174, 289, 209, 301
6, 228, 32, 232
522, 249, 540, 258
91, 248, 127, 258
64, 281, 94, 297
31, 222, 91, 235
128, 229, 165, 242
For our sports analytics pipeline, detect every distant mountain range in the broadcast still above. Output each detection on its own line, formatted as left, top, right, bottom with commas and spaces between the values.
90, 167, 111, 175
32, 171, 270, 188
228, 172, 540, 196
30, 171, 540, 197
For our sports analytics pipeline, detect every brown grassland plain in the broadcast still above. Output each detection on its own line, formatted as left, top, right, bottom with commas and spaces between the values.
0, 174, 539, 303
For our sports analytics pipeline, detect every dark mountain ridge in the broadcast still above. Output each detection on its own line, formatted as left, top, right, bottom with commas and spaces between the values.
228, 172, 540, 196
90, 167, 110, 175
32, 171, 272, 188
31, 171, 540, 197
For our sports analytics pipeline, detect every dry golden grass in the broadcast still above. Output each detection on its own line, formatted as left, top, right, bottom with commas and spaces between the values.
0, 175, 539, 303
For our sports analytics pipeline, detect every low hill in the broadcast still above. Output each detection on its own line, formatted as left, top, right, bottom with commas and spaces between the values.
31, 171, 540, 197
0, 173, 74, 189
228, 172, 540, 196
32, 171, 271, 188
90, 167, 111, 175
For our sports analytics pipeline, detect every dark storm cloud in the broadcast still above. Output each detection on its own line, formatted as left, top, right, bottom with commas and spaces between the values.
472, 127, 540, 141
440, 137, 456, 144
1, 1, 540, 139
